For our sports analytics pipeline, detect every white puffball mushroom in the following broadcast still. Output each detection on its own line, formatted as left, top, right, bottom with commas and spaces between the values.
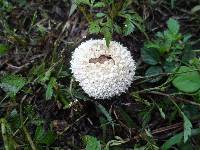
70, 39, 136, 99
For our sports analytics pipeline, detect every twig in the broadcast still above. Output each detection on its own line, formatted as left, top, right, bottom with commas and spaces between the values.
149, 91, 200, 107
134, 68, 200, 82
151, 122, 183, 135
22, 126, 37, 150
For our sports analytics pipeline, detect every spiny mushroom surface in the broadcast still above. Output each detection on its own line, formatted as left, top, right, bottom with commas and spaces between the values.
70, 39, 136, 99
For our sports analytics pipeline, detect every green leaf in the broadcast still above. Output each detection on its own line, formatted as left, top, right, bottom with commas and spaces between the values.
96, 103, 114, 129
114, 23, 122, 34
0, 0, 13, 12
145, 66, 163, 83
167, 18, 180, 34
37, 24, 47, 34
46, 77, 57, 100
89, 21, 101, 34
41, 69, 51, 82
191, 5, 200, 13
172, 66, 200, 93
42, 131, 56, 145
93, 2, 105, 8
122, 0, 134, 9
83, 135, 101, 150
117, 107, 136, 128
159, 39, 172, 54
96, 13, 106, 18
0, 44, 9, 56
101, 18, 113, 47
69, 2, 77, 17
0, 74, 27, 96
183, 34, 192, 43
170, 0, 176, 9
182, 113, 192, 143
163, 60, 177, 73
145, 41, 160, 50
123, 19, 135, 36
143, 130, 159, 150
161, 128, 200, 150
34, 125, 45, 141
181, 45, 196, 64
161, 132, 183, 150
140, 110, 152, 128
101, 26, 112, 47
35, 125, 56, 145
141, 47, 160, 65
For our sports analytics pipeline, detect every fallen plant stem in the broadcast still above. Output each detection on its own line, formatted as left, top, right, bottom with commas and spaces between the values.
135, 68, 200, 82
151, 122, 183, 135
22, 126, 37, 150
149, 91, 200, 107
134, 119, 200, 141
1, 119, 9, 150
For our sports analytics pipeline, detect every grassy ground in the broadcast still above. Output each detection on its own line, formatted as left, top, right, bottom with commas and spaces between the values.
0, 0, 200, 149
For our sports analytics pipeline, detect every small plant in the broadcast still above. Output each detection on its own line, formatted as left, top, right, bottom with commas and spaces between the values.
141, 18, 196, 82
138, 18, 200, 149
0, 0, 13, 13
75, 0, 145, 46
29, 61, 72, 108
0, 74, 27, 97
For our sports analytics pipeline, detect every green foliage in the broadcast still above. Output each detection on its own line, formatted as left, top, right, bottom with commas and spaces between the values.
89, 21, 101, 34
83, 135, 101, 150
182, 112, 192, 142
0, 44, 9, 56
76, 0, 145, 46
191, 5, 200, 13
46, 77, 57, 100
0, 0, 13, 13
29, 62, 72, 108
161, 128, 200, 150
141, 47, 160, 65
140, 15, 200, 147
96, 103, 115, 129
34, 125, 56, 145
139, 107, 153, 128
161, 131, 182, 150
0, 74, 27, 97
141, 18, 196, 83
172, 66, 200, 93
145, 66, 163, 83
117, 107, 136, 128
167, 18, 180, 35
142, 18, 183, 61
123, 18, 135, 36
170, 100, 193, 144
83, 135, 128, 150
142, 130, 159, 150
